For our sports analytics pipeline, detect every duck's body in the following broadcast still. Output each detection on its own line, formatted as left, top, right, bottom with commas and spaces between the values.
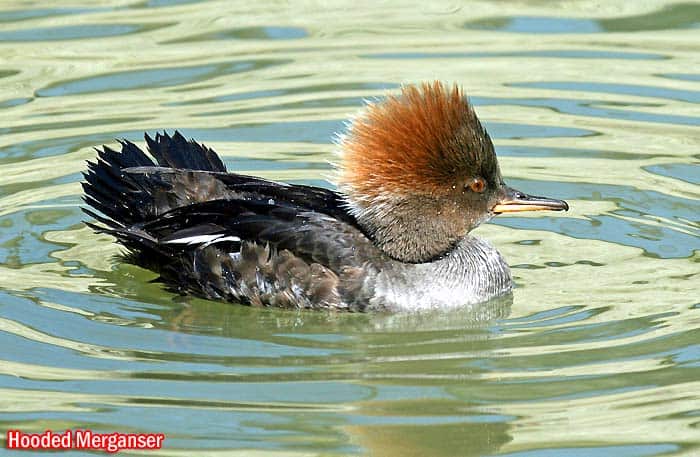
84, 82, 567, 312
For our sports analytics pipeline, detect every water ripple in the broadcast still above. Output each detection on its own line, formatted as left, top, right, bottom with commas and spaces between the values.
0, 2, 698, 456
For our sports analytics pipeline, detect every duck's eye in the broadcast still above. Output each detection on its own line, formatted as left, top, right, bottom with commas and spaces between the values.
467, 178, 486, 193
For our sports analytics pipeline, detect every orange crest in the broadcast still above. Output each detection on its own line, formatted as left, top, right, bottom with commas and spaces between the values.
337, 81, 497, 199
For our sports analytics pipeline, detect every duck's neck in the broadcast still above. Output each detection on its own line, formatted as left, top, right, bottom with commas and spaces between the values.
346, 194, 484, 263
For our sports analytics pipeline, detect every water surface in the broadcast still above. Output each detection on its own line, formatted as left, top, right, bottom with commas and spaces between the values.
0, 1, 698, 456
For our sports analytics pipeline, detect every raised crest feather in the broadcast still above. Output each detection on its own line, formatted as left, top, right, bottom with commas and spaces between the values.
337, 81, 499, 200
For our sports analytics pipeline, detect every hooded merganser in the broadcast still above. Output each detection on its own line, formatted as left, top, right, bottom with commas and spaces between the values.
83, 81, 568, 312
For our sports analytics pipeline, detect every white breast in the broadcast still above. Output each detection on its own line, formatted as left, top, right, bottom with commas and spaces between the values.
370, 236, 512, 312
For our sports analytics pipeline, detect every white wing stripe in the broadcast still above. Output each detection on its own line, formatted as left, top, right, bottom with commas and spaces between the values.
163, 234, 240, 245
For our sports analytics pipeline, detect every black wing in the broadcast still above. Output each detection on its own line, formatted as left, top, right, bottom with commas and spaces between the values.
137, 199, 381, 272
83, 130, 361, 230
86, 195, 382, 310
122, 166, 359, 228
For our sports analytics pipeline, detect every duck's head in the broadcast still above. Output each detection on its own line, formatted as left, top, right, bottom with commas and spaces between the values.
336, 81, 568, 263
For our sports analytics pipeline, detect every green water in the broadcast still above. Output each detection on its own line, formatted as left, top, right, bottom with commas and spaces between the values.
0, 1, 698, 456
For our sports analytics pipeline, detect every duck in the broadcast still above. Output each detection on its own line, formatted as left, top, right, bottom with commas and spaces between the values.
83, 81, 568, 312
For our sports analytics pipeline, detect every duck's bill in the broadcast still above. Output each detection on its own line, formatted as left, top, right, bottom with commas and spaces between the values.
492, 186, 569, 214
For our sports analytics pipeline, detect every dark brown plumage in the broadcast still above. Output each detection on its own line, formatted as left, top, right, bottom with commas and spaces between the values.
83, 131, 382, 310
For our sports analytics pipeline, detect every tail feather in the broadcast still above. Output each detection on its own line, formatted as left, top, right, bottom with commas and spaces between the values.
85, 215, 172, 273
108, 141, 154, 168
82, 207, 124, 229
145, 131, 227, 172
83, 130, 228, 226
82, 138, 156, 223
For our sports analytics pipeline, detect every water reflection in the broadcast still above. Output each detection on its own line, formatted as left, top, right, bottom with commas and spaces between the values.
465, 3, 700, 33
0, 23, 173, 42
0, 0, 698, 455
164, 25, 309, 44
37, 59, 290, 97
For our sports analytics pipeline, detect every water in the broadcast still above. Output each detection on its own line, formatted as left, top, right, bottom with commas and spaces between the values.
0, 1, 698, 455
